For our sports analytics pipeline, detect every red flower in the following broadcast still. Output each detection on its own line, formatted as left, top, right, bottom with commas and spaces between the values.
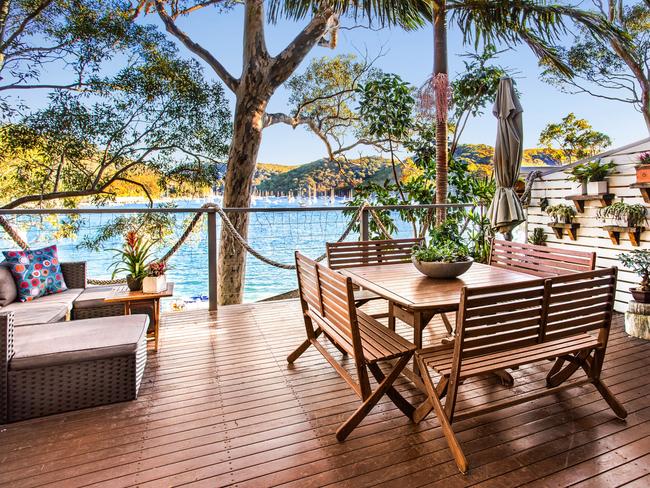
125, 231, 139, 250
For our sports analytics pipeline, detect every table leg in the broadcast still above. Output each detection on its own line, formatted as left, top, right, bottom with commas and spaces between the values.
388, 302, 396, 331
154, 299, 160, 352
413, 312, 423, 376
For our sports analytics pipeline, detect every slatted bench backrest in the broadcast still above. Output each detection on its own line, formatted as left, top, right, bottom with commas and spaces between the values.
326, 238, 423, 270
454, 267, 617, 374
545, 268, 617, 342
489, 239, 596, 278
295, 252, 365, 363
456, 279, 547, 360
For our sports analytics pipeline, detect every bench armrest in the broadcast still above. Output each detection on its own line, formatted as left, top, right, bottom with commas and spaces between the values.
0, 312, 14, 423
61, 262, 87, 289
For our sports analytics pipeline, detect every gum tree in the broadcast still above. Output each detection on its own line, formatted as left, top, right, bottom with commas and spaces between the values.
143, 0, 432, 305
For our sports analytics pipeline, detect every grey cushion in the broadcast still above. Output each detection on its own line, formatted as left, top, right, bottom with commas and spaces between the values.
2, 288, 83, 326
73, 285, 119, 310
11, 314, 149, 370
0, 263, 17, 307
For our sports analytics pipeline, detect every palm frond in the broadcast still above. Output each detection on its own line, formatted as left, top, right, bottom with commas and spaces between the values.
448, 0, 631, 76
267, 0, 433, 30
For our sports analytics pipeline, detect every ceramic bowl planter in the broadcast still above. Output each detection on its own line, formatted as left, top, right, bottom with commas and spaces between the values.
126, 274, 143, 292
143, 274, 167, 293
412, 256, 473, 279
630, 287, 650, 304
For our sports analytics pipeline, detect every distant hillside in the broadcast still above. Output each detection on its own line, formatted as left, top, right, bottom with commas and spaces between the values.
257, 157, 392, 193
255, 145, 563, 194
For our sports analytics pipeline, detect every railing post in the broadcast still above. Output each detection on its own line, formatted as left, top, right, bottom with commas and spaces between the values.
360, 207, 369, 241
207, 210, 218, 311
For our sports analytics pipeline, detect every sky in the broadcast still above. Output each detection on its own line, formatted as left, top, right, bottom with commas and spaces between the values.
14, 3, 650, 166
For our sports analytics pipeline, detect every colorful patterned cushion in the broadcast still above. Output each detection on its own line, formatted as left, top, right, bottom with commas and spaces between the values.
2, 246, 68, 302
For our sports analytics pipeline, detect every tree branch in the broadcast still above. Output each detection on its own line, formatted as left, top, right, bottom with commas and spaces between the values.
154, 0, 239, 92
0, 0, 53, 53
269, 8, 334, 87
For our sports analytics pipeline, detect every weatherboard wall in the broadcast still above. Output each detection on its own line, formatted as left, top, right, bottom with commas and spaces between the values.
526, 137, 650, 313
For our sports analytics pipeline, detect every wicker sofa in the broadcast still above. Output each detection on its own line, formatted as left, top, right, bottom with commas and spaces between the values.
0, 261, 150, 423
0, 261, 150, 325
1, 311, 148, 423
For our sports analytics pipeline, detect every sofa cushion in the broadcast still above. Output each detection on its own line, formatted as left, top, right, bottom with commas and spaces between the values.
2, 288, 83, 326
2, 245, 67, 302
10, 314, 149, 370
0, 263, 17, 306
72, 285, 117, 310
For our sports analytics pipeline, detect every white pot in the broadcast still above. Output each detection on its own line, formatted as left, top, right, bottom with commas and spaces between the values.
143, 275, 167, 294
577, 182, 588, 195
587, 180, 608, 195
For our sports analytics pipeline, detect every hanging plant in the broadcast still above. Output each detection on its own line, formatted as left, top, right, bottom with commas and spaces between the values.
597, 202, 647, 228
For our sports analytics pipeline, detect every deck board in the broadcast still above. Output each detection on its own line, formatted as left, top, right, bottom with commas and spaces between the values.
1, 300, 648, 487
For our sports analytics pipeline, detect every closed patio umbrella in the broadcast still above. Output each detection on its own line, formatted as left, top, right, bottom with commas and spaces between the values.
487, 77, 526, 236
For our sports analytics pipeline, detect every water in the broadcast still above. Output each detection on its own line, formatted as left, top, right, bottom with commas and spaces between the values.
1, 196, 417, 308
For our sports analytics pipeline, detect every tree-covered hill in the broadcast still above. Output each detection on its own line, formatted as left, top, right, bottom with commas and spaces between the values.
256, 144, 563, 194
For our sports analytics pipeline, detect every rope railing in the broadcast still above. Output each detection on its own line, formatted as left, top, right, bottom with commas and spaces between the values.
0, 202, 389, 281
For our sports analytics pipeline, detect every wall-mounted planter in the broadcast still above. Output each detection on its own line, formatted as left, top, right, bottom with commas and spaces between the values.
635, 165, 650, 184
564, 193, 614, 213
548, 222, 580, 240
603, 225, 644, 247
630, 183, 650, 204
587, 180, 608, 195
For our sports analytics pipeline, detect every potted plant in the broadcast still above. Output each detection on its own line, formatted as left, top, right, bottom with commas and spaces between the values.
568, 159, 616, 195
528, 228, 547, 246
109, 231, 154, 291
143, 261, 168, 294
546, 204, 576, 224
411, 240, 473, 279
619, 249, 650, 303
635, 152, 650, 184
597, 202, 647, 228
566, 166, 589, 195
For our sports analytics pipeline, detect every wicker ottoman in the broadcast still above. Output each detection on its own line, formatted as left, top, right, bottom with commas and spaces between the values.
1, 312, 148, 423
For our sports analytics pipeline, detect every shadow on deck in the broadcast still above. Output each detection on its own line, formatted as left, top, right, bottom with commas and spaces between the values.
1, 300, 649, 487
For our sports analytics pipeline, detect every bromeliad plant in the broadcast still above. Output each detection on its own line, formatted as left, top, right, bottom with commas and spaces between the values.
597, 202, 647, 228
109, 231, 155, 290
546, 204, 576, 223
147, 260, 167, 277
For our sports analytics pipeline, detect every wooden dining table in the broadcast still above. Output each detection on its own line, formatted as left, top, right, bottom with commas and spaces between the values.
341, 262, 537, 380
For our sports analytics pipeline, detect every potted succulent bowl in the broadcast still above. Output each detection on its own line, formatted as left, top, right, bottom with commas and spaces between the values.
143, 261, 168, 294
109, 231, 154, 291
619, 249, 650, 304
411, 241, 473, 279
546, 204, 576, 224
597, 201, 647, 228
634, 152, 650, 184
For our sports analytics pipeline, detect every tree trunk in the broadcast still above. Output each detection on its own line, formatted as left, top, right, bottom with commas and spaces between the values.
433, 1, 448, 224
642, 85, 650, 134
218, 91, 269, 305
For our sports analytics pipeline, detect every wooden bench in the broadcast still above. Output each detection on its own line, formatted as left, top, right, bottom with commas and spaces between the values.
489, 239, 596, 277
327, 238, 423, 317
414, 267, 626, 473
288, 252, 416, 441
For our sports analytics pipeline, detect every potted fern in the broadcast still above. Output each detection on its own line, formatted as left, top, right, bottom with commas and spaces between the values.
619, 250, 650, 303
546, 204, 576, 224
597, 202, 647, 228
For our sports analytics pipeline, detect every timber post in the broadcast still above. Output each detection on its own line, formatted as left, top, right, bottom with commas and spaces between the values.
360, 208, 370, 241
207, 210, 218, 311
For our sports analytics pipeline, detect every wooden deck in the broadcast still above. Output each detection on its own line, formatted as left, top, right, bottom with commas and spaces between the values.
1, 300, 649, 487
